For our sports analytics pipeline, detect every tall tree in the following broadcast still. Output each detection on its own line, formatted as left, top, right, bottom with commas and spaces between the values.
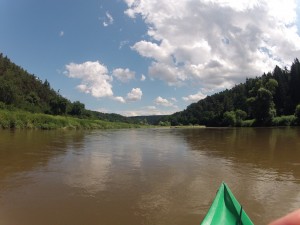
251, 88, 276, 125
290, 58, 300, 108
69, 101, 85, 116
0, 79, 16, 104
273, 65, 293, 115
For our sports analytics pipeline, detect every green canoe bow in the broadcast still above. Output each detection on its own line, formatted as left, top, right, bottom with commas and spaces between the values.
201, 182, 254, 225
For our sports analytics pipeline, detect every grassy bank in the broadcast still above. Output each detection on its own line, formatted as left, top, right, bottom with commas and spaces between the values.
0, 109, 140, 129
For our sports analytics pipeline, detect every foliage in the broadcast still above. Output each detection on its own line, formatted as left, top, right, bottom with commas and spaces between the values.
272, 115, 296, 126
241, 119, 255, 127
295, 104, 300, 125
223, 111, 236, 126
249, 88, 276, 125
235, 109, 247, 126
162, 59, 300, 127
0, 109, 140, 130
2, 52, 300, 128
0, 53, 142, 125
222, 110, 247, 127
158, 121, 171, 126
69, 101, 85, 116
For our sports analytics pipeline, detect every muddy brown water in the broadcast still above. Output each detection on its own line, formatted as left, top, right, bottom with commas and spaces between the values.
0, 128, 299, 225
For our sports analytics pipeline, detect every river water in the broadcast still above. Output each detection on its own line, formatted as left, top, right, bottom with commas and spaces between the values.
0, 128, 299, 225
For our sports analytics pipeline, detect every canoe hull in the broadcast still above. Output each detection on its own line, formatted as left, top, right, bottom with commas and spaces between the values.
201, 183, 254, 225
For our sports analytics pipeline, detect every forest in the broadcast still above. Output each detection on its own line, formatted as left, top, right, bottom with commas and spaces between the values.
159, 59, 300, 127
0, 53, 140, 125
1, 52, 300, 128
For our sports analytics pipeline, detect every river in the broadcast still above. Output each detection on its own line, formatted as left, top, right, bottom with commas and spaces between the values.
0, 128, 299, 225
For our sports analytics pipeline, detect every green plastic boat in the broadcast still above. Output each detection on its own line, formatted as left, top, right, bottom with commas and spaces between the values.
201, 182, 254, 225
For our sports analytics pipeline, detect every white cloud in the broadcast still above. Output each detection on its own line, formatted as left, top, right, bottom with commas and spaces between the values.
125, 0, 300, 91
103, 11, 114, 27
65, 62, 141, 104
149, 62, 186, 86
65, 62, 142, 104
112, 96, 126, 103
182, 91, 207, 103
154, 96, 174, 107
65, 61, 113, 98
112, 68, 135, 83
126, 88, 143, 101
119, 40, 129, 49
140, 74, 146, 81
59, 31, 64, 37
131, 40, 173, 63
146, 106, 156, 110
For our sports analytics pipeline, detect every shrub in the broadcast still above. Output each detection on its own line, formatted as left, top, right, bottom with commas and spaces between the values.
0, 109, 140, 130
241, 119, 255, 127
295, 104, 300, 125
223, 111, 236, 126
272, 115, 296, 126
0, 102, 6, 109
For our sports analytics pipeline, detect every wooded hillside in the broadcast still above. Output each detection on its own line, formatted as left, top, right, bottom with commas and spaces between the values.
161, 59, 300, 126
0, 53, 138, 124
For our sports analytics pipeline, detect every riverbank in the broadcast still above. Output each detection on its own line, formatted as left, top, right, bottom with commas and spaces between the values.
0, 109, 140, 129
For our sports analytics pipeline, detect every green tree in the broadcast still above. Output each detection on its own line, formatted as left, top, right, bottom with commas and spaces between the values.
0, 79, 16, 104
50, 97, 68, 115
26, 92, 40, 105
295, 104, 300, 125
159, 121, 171, 126
235, 109, 247, 126
222, 110, 247, 127
290, 59, 300, 107
265, 78, 278, 94
273, 66, 293, 115
223, 111, 236, 126
250, 88, 276, 125
69, 101, 85, 116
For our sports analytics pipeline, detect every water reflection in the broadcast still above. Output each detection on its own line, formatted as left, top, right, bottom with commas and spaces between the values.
181, 127, 300, 223
0, 128, 299, 225
182, 128, 300, 181
0, 130, 85, 181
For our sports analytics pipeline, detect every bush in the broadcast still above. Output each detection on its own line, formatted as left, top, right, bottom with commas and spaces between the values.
0, 109, 140, 130
241, 119, 255, 127
235, 109, 247, 127
272, 115, 296, 126
295, 104, 300, 125
223, 111, 236, 126
0, 102, 6, 109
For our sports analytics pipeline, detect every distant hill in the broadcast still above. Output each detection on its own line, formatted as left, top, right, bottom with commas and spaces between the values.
129, 115, 166, 125
0, 53, 138, 124
159, 59, 300, 126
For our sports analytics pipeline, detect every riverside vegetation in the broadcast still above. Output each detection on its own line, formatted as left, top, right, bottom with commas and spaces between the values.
159, 59, 300, 127
0, 108, 140, 129
0, 53, 141, 129
1, 53, 300, 128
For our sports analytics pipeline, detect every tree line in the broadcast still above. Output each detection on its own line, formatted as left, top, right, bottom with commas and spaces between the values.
2, 52, 300, 127
160, 59, 300, 127
0, 53, 139, 124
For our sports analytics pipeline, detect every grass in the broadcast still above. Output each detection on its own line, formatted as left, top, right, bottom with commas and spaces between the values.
0, 109, 140, 130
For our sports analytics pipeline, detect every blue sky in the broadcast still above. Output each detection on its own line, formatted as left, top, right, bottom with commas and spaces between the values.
1, 0, 300, 116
